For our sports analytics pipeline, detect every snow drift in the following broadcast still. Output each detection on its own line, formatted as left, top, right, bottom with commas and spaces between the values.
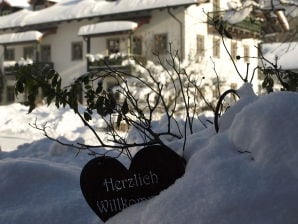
0, 84, 298, 224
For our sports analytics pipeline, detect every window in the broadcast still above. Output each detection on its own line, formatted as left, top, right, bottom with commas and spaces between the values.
4, 48, 15, 60
231, 42, 237, 60
71, 42, 83, 60
24, 46, 35, 59
40, 45, 51, 62
6, 86, 15, 102
243, 45, 250, 63
213, 0, 220, 11
213, 0, 221, 19
154, 33, 168, 54
197, 35, 205, 56
107, 38, 120, 54
34, 4, 45, 10
133, 37, 142, 55
213, 37, 220, 58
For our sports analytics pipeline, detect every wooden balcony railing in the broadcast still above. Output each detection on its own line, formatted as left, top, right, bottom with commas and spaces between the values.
207, 11, 262, 38
87, 54, 146, 74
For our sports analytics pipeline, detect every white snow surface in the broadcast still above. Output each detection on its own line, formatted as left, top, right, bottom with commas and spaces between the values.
78, 21, 138, 36
0, 31, 43, 45
0, 83, 298, 224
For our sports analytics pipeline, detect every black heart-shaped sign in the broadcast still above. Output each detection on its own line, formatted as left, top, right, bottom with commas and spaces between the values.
80, 145, 185, 222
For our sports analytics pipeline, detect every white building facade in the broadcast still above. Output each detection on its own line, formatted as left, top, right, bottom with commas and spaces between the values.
0, 0, 260, 105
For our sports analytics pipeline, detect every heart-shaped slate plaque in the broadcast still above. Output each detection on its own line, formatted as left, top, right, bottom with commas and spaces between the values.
80, 145, 185, 222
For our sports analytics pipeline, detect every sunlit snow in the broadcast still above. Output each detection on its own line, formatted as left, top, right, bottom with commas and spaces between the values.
0, 83, 297, 224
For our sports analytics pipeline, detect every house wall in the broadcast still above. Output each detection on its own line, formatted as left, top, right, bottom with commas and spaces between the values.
0, 43, 37, 66
184, 1, 260, 92
0, 1, 262, 105
135, 8, 184, 61
89, 34, 130, 56
83, 8, 185, 65
0, 43, 38, 104
42, 20, 90, 86
0, 20, 93, 104
0, 20, 91, 87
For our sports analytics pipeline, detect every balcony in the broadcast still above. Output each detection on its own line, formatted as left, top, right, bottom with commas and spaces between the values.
3, 60, 54, 79
86, 54, 146, 74
207, 11, 262, 39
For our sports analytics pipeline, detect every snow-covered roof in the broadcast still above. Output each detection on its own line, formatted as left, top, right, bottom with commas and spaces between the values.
0, 30, 43, 45
0, 0, 197, 30
262, 42, 298, 71
223, 0, 259, 24
0, 9, 31, 28
78, 21, 138, 36
0, 0, 30, 8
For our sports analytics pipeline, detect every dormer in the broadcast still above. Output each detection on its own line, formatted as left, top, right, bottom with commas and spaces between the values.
29, 0, 58, 11
0, 0, 30, 16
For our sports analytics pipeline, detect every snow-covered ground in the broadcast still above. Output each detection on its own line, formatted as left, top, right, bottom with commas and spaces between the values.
0, 83, 298, 224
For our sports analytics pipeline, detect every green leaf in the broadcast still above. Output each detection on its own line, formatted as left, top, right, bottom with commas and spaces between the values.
116, 113, 122, 128
121, 99, 129, 115
15, 81, 24, 94
52, 74, 59, 87
84, 112, 92, 121
95, 84, 103, 94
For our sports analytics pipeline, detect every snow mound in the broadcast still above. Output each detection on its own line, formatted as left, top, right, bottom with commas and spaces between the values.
0, 85, 298, 224
229, 91, 298, 166
109, 89, 298, 224
0, 158, 98, 224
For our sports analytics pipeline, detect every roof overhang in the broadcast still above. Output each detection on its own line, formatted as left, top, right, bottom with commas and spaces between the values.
0, 30, 43, 45
78, 21, 138, 37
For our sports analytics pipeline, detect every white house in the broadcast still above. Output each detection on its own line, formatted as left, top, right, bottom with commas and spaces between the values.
0, 0, 261, 105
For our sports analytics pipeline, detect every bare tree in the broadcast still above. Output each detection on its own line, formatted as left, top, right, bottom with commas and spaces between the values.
14, 48, 215, 159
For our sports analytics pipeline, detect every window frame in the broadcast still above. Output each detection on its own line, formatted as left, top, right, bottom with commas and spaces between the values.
23, 46, 35, 60
196, 35, 205, 57
133, 36, 142, 56
243, 45, 250, 63
154, 33, 168, 55
40, 44, 51, 62
106, 38, 120, 55
71, 41, 83, 61
4, 48, 15, 61
213, 37, 221, 58
231, 41, 237, 60
213, 0, 220, 11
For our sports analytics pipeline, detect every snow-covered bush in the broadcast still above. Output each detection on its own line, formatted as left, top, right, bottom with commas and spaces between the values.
14, 49, 224, 158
